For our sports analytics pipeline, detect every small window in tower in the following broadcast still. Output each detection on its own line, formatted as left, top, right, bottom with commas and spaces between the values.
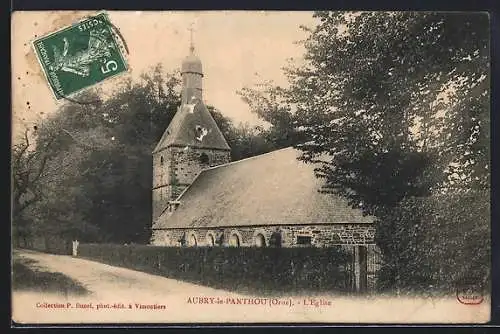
160, 156, 164, 165
199, 153, 209, 164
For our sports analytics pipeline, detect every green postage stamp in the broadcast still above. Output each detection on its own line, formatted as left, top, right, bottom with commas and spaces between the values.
32, 12, 128, 100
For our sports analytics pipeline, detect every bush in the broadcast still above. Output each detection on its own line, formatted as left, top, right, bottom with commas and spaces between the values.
78, 244, 353, 295
376, 190, 490, 294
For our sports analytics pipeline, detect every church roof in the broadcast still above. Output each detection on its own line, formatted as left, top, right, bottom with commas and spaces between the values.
153, 147, 374, 229
153, 101, 231, 153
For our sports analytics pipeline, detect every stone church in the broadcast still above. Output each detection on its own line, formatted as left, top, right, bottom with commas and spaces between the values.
150, 43, 380, 289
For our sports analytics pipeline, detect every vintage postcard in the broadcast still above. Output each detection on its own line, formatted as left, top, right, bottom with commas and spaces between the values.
11, 11, 491, 324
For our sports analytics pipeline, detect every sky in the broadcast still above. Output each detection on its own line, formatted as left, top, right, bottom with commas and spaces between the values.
11, 11, 317, 140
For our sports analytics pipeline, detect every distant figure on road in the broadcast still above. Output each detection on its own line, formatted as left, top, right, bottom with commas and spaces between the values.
72, 240, 79, 257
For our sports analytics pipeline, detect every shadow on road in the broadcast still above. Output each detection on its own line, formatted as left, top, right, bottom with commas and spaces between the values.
12, 250, 90, 296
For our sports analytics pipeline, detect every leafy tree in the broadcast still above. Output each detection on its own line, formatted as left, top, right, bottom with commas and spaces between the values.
285, 12, 488, 209
23, 90, 107, 244
208, 105, 276, 161
240, 12, 490, 291
228, 123, 276, 161
378, 190, 490, 293
238, 81, 303, 149
12, 128, 54, 247
22, 65, 181, 244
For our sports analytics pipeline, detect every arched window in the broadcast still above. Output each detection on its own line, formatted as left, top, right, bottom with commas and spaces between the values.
188, 234, 197, 247
199, 153, 209, 164
229, 234, 240, 247
254, 234, 266, 247
160, 156, 164, 165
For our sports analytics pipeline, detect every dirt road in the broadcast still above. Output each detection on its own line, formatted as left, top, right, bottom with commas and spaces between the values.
14, 249, 237, 299
11, 250, 490, 324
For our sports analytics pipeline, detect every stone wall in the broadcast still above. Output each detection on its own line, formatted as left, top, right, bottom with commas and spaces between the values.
166, 146, 231, 187
150, 223, 375, 248
152, 146, 231, 219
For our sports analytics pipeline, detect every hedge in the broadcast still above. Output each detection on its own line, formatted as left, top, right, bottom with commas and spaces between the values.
78, 244, 353, 295
376, 190, 491, 294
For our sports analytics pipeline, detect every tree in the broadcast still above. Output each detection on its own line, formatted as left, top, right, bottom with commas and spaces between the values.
73, 66, 182, 243
296, 12, 489, 291
239, 12, 490, 292
378, 190, 490, 293
238, 81, 303, 149
229, 123, 276, 161
12, 128, 54, 247
284, 12, 488, 210
208, 105, 276, 161
19, 66, 181, 244
21, 90, 107, 244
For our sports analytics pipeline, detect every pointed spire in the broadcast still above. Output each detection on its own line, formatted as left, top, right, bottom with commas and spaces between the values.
188, 23, 195, 54
181, 23, 203, 104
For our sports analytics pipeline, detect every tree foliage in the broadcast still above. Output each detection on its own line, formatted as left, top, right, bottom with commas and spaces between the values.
208, 106, 275, 161
377, 190, 490, 293
286, 12, 489, 210
12, 128, 56, 246
240, 11, 490, 291
14, 65, 181, 243
238, 82, 302, 150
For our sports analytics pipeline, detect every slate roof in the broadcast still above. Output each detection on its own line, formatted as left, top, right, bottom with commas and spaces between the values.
154, 147, 374, 229
153, 101, 231, 153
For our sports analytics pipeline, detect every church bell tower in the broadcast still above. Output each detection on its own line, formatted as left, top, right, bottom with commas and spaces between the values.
152, 33, 231, 221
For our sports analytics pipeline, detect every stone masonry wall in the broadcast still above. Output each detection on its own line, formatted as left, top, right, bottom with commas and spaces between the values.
152, 146, 231, 219
167, 146, 231, 187
151, 223, 375, 248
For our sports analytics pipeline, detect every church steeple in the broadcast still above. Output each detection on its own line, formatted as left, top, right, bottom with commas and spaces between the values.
189, 24, 195, 54
154, 34, 229, 153
181, 26, 203, 104
151, 33, 231, 220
